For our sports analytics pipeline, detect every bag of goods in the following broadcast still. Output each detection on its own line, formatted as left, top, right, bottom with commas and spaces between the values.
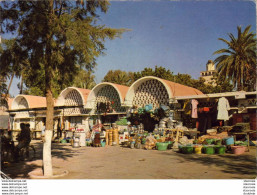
144, 135, 157, 150
178, 136, 189, 145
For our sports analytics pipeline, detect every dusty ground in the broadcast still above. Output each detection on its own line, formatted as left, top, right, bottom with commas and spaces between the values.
2, 140, 256, 179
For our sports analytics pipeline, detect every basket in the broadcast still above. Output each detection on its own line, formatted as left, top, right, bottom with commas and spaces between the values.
231, 146, 246, 155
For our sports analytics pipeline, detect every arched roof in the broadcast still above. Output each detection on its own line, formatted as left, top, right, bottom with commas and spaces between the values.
124, 76, 203, 106
8, 98, 13, 109
55, 87, 91, 106
11, 95, 46, 110
85, 82, 129, 109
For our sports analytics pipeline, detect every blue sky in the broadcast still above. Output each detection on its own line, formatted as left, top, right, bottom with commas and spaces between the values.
5, 0, 256, 96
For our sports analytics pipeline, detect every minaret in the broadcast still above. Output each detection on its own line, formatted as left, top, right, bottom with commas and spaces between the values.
200, 60, 217, 85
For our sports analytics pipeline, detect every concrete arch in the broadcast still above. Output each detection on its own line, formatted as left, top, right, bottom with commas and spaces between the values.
124, 76, 203, 107
11, 95, 46, 109
85, 82, 128, 109
55, 87, 90, 107
124, 76, 172, 107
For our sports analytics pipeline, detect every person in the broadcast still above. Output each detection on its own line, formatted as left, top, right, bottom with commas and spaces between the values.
57, 119, 62, 138
41, 122, 46, 142
14, 123, 31, 161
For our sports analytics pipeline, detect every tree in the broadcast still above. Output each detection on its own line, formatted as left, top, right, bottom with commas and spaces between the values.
103, 66, 233, 94
213, 25, 256, 91
20, 65, 96, 96
72, 68, 96, 89
1, 0, 126, 176
134, 66, 174, 81
102, 70, 134, 86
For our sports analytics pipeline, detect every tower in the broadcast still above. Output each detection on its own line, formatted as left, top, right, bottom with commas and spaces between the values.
200, 60, 217, 85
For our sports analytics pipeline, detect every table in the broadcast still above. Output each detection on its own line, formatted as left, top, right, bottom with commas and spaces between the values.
31, 130, 42, 139
184, 130, 201, 139
231, 130, 255, 152
165, 129, 200, 139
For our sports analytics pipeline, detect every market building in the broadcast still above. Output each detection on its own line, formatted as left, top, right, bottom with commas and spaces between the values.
4, 76, 256, 154
55, 87, 91, 133
124, 76, 203, 131
85, 82, 129, 128
8, 95, 46, 139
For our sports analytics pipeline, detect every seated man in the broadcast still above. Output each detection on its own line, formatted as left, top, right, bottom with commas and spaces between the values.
1, 130, 15, 163
15, 123, 31, 161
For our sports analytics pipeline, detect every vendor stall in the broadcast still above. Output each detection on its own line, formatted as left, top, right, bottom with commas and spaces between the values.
175, 91, 257, 133
124, 76, 203, 131
55, 87, 91, 142
8, 95, 46, 140
85, 82, 129, 126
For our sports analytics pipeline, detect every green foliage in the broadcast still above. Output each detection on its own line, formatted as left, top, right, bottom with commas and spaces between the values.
103, 66, 233, 94
0, 76, 7, 96
0, 0, 127, 97
72, 68, 96, 89
213, 25, 257, 91
134, 66, 174, 81
103, 70, 135, 86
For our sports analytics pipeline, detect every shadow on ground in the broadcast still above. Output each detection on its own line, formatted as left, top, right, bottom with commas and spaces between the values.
159, 149, 256, 178
1, 141, 81, 179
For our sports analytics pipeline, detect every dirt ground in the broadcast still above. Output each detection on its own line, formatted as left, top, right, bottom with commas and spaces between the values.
2, 140, 256, 179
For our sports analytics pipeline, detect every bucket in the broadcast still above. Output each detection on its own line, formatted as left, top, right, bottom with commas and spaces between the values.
231, 146, 246, 155
225, 137, 234, 145
130, 142, 135, 149
73, 137, 80, 148
167, 141, 174, 149
135, 143, 142, 149
101, 142, 106, 147
156, 142, 169, 151
215, 146, 226, 154
181, 146, 194, 154
204, 146, 215, 154
61, 139, 67, 143
194, 145, 203, 154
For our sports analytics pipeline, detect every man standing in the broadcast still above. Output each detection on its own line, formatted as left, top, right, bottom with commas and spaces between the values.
15, 123, 31, 161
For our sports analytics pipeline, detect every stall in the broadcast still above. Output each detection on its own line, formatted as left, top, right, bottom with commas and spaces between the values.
124, 76, 203, 132
55, 87, 91, 144
85, 82, 129, 127
9, 95, 46, 140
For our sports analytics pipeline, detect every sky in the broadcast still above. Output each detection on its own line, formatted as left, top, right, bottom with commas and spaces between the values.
5, 0, 257, 97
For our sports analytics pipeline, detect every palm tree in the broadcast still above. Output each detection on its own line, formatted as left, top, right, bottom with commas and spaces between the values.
213, 25, 256, 91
